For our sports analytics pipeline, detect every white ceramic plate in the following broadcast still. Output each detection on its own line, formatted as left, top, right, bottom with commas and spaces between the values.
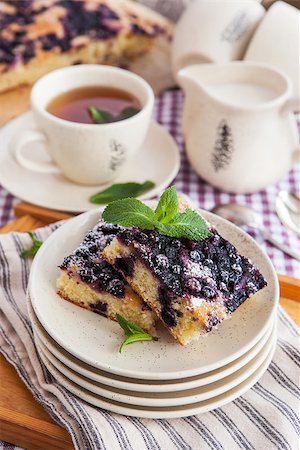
29, 298, 274, 392
0, 112, 180, 212
36, 339, 276, 418
35, 321, 276, 407
29, 207, 279, 380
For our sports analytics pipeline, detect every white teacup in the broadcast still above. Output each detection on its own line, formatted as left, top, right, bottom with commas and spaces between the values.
172, 0, 265, 79
244, 1, 300, 97
14, 65, 154, 186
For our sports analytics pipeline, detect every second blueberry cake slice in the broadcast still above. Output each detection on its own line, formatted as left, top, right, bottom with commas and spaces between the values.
102, 226, 267, 345
57, 221, 156, 333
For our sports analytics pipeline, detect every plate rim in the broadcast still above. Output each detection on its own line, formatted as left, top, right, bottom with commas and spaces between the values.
36, 338, 276, 419
29, 296, 275, 392
34, 320, 276, 407
29, 206, 279, 379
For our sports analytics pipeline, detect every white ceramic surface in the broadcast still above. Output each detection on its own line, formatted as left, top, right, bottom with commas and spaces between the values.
178, 61, 299, 193
14, 65, 154, 185
244, 1, 300, 97
29, 298, 274, 392
36, 339, 276, 418
28, 207, 279, 380
34, 321, 276, 407
172, 0, 265, 78
0, 113, 180, 212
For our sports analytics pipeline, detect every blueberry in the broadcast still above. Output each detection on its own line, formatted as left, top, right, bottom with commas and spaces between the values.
184, 277, 202, 295
189, 250, 201, 262
202, 286, 216, 299
172, 265, 182, 274
107, 279, 124, 297
155, 254, 169, 269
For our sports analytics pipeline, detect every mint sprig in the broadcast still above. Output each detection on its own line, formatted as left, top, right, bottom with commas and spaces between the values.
90, 181, 155, 204
20, 232, 43, 258
103, 186, 212, 241
88, 106, 140, 124
116, 313, 157, 353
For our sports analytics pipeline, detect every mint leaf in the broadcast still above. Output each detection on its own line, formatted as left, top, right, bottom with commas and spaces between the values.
116, 314, 157, 353
90, 181, 155, 204
20, 232, 43, 258
117, 107, 140, 121
154, 186, 178, 224
102, 198, 155, 230
88, 106, 114, 124
119, 334, 157, 353
156, 209, 212, 240
116, 313, 145, 336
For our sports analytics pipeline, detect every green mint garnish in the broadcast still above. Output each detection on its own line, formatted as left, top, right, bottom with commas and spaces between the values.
155, 209, 211, 240
88, 106, 140, 124
90, 181, 155, 204
102, 197, 156, 230
20, 232, 43, 258
102, 186, 212, 241
118, 107, 140, 120
154, 185, 178, 224
88, 106, 114, 124
116, 313, 157, 353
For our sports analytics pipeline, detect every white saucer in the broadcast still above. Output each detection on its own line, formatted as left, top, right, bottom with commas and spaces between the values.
29, 297, 274, 392
34, 321, 276, 408
36, 338, 276, 418
28, 207, 279, 380
0, 112, 180, 212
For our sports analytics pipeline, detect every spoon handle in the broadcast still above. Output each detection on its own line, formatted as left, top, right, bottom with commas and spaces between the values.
261, 230, 300, 261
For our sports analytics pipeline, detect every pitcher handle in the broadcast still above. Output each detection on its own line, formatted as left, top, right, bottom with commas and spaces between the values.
280, 97, 300, 116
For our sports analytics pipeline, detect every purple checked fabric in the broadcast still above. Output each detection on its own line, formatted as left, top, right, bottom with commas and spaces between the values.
1, 90, 299, 277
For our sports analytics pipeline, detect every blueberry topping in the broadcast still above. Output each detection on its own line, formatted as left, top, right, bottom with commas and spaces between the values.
116, 227, 267, 317
0, 1, 163, 68
60, 221, 127, 298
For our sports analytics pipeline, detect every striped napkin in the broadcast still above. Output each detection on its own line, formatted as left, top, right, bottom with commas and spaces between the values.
0, 225, 299, 450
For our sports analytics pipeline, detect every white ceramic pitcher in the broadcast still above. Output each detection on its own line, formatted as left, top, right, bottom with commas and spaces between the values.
178, 62, 300, 193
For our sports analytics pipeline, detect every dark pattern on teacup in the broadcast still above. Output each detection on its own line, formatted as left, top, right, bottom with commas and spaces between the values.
211, 120, 234, 172
221, 11, 250, 43
109, 139, 126, 171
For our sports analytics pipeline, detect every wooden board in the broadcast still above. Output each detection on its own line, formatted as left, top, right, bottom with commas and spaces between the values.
0, 215, 299, 450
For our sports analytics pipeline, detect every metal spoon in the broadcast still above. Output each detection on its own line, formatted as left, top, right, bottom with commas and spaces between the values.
276, 191, 300, 236
211, 203, 300, 261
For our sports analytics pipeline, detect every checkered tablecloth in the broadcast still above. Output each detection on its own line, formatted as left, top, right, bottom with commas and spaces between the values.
1, 90, 299, 280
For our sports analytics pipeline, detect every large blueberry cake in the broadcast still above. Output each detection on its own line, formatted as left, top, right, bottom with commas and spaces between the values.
102, 225, 267, 345
57, 221, 156, 333
0, 0, 173, 93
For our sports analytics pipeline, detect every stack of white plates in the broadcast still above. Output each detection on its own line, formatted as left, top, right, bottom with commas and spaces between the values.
28, 208, 279, 419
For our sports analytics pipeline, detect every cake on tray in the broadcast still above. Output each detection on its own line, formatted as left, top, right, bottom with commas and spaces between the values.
102, 226, 267, 346
0, 0, 174, 94
57, 221, 156, 334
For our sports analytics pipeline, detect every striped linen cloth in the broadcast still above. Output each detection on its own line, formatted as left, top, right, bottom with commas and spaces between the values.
0, 225, 299, 450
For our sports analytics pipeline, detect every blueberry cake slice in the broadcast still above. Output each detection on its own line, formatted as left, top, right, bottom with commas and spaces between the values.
0, 0, 173, 94
102, 226, 267, 345
57, 221, 156, 333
